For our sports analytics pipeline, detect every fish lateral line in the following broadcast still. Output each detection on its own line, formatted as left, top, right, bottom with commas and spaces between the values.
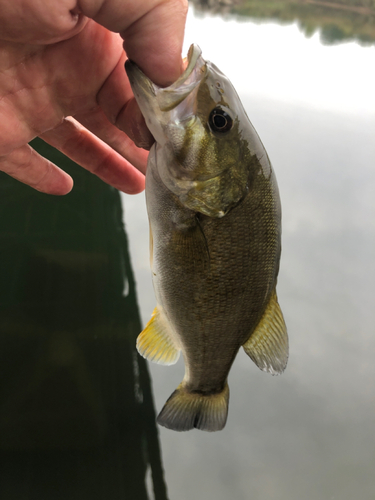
194, 213, 211, 270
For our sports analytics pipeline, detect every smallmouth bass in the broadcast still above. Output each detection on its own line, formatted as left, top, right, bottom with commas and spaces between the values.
125, 45, 288, 432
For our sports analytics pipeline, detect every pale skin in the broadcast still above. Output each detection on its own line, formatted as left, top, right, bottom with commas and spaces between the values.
0, 0, 188, 195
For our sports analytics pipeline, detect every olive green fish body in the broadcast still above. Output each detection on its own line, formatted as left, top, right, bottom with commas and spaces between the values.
126, 45, 288, 432
147, 147, 281, 388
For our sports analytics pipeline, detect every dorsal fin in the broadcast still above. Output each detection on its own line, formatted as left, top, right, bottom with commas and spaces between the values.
243, 289, 288, 375
137, 307, 180, 365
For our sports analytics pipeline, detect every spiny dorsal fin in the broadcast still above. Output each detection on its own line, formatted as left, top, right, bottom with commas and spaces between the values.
243, 289, 288, 375
136, 307, 180, 365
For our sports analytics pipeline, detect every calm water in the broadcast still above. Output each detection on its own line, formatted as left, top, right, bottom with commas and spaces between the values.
123, 7, 375, 500
0, 4, 374, 500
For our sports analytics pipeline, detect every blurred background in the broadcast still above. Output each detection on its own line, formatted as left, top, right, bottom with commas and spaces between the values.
124, 2, 375, 499
1, 1, 374, 499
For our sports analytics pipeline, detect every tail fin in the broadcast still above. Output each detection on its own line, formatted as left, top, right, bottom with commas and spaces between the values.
156, 383, 229, 432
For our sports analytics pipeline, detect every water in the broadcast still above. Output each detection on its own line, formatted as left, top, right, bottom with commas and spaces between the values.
0, 3, 374, 500
123, 6, 375, 500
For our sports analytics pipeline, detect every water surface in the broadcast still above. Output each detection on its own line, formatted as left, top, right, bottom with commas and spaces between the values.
0, 4, 373, 500
123, 6, 375, 500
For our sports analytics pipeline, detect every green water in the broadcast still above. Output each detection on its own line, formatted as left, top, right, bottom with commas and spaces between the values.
0, 139, 167, 499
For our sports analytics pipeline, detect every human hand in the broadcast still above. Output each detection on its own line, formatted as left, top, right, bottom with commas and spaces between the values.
0, 0, 188, 195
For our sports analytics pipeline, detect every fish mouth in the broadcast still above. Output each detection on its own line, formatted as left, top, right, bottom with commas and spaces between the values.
125, 44, 206, 133
156, 44, 206, 112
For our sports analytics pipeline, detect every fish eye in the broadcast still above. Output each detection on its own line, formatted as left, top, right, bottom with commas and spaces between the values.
208, 107, 233, 133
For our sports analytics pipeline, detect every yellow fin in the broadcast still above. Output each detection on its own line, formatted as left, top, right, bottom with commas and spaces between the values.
136, 307, 180, 366
157, 382, 229, 432
243, 289, 288, 375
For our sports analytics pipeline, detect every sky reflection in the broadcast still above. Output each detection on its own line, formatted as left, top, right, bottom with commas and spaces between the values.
122, 7, 375, 500
183, 8, 375, 115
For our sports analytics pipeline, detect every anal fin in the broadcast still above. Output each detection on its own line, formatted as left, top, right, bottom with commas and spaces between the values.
137, 307, 180, 365
243, 289, 288, 375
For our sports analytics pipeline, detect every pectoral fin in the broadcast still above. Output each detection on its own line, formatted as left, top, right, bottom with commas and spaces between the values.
243, 289, 288, 375
137, 307, 180, 365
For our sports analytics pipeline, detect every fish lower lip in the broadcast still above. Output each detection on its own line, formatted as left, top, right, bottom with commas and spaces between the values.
156, 45, 206, 112
167, 44, 203, 90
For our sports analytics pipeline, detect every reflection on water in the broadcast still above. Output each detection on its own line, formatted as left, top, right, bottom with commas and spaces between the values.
0, 3, 374, 500
190, 0, 375, 45
123, 5, 375, 500
0, 139, 167, 499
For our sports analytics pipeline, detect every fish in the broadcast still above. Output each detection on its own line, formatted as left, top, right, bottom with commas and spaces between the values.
125, 44, 288, 432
